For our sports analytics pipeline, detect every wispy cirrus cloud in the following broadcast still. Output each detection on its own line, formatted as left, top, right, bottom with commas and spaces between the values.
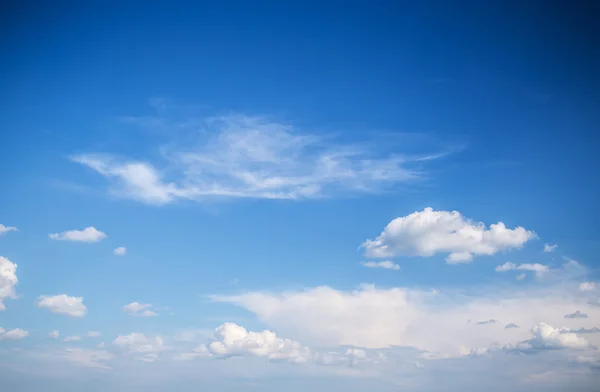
70, 105, 454, 205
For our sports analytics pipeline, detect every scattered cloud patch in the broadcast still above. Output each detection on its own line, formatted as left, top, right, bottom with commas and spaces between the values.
516, 273, 527, 280
37, 294, 87, 317
564, 311, 588, 319
112, 333, 166, 362
362, 208, 535, 263
361, 260, 400, 271
63, 348, 115, 369
113, 247, 127, 256
0, 224, 18, 236
49, 227, 106, 243
87, 331, 102, 338
516, 323, 590, 350
495, 262, 549, 278
505, 323, 520, 329
0, 256, 18, 311
559, 327, 600, 334
477, 319, 498, 325
0, 328, 28, 340
123, 302, 158, 317
543, 243, 558, 253
579, 282, 597, 292
207, 322, 311, 364
71, 112, 451, 205
63, 335, 82, 342
49, 330, 60, 339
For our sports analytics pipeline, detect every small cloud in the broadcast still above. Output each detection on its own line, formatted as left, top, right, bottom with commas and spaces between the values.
0, 256, 18, 311
0, 328, 29, 340
96, 342, 105, 349
579, 282, 597, 292
516, 273, 527, 280
63, 335, 81, 342
476, 319, 498, 325
505, 323, 520, 329
564, 310, 588, 319
113, 247, 127, 256
49, 330, 60, 339
37, 294, 87, 317
49, 227, 106, 243
559, 327, 600, 334
495, 262, 549, 276
361, 260, 401, 271
543, 243, 558, 253
0, 224, 18, 236
87, 331, 102, 338
123, 302, 159, 317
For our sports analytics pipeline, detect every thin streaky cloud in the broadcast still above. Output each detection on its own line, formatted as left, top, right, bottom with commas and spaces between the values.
71, 111, 452, 205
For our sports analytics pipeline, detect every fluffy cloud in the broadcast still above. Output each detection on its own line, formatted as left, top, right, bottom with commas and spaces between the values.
112, 333, 166, 362
123, 302, 158, 317
0, 328, 28, 340
579, 282, 597, 292
49, 330, 60, 339
49, 227, 107, 242
362, 208, 535, 263
0, 224, 18, 235
0, 256, 18, 311
495, 262, 549, 277
516, 323, 590, 350
543, 243, 558, 253
113, 247, 127, 256
37, 294, 87, 317
564, 311, 588, 319
63, 335, 82, 342
213, 283, 600, 357
207, 322, 311, 364
361, 260, 400, 271
70, 111, 450, 205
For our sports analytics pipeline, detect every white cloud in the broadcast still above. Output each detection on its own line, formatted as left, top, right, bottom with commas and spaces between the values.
49, 330, 60, 339
207, 322, 311, 364
113, 247, 127, 256
71, 112, 451, 205
362, 208, 536, 263
63, 348, 115, 369
63, 335, 81, 342
516, 273, 527, 280
87, 331, 102, 338
0, 224, 18, 235
0, 256, 18, 311
123, 302, 158, 317
113, 333, 166, 361
213, 282, 600, 357
579, 282, 597, 292
361, 260, 400, 271
37, 294, 87, 317
564, 310, 588, 319
515, 323, 590, 350
0, 328, 28, 340
49, 227, 106, 243
543, 243, 558, 253
495, 262, 549, 276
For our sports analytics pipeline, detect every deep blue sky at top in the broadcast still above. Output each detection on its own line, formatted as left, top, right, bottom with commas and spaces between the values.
0, 0, 599, 308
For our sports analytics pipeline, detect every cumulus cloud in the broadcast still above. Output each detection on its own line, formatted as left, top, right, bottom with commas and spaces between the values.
495, 262, 549, 277
213, 282, 600, 357
112, 333, 166, 362
579, 282, 597, 292
361, 208, 535, 263
0, 256, 18, 311
515, 323, 590, 350
543, 243, 558, 253
0, 224, 18, 236
206, 322, 311, 364
113, 247, 127, 256
123, 302, 158, 317
49, 330, 60, 339
70, 110, 452, 205
49, 227, 106, 243
37, 294, 87, 317
361, 261, 400, 271
0, 328, 28, 340
564, 311, 588, 319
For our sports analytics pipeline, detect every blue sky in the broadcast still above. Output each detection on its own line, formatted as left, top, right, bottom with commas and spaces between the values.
1, 1, 599, 391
